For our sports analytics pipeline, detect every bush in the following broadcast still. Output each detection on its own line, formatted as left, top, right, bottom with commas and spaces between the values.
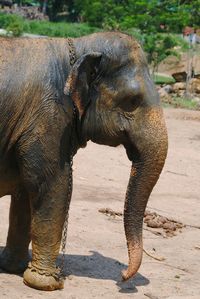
0, 13, 23, 28
7, 20, 25, 36
141, 33, 182, 72
25, 20, 100, 37
0, 13, 100, 37
0, 14, 24, 36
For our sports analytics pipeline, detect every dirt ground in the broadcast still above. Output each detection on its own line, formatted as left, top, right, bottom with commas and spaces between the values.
0, 107, 200, 299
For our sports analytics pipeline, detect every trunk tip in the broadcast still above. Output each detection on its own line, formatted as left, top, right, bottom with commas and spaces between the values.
121, 268, 136, 281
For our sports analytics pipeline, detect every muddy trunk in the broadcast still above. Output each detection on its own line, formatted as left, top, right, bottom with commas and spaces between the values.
122, 108, 168, 280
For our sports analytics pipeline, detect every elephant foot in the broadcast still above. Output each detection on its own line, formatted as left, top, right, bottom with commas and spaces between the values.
23, 263, 64, 291
0, 247, 29, 274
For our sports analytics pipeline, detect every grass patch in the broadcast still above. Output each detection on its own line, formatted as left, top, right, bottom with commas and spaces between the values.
163, 96, 199, 110
153, 73, 175, 84
24, 20, 101, 37
0, 13, 100, 37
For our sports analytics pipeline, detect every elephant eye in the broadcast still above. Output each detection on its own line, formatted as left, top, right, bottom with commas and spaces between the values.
118, 94, 142, 112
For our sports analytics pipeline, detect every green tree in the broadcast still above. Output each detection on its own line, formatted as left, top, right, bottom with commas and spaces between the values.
142, 33, 179, 73
13, 1, 200, 31
73, 0, 200, 32
74, 0, 127, 29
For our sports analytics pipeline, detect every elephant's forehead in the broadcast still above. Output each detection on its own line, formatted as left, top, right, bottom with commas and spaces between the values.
112, 41, 146, 70
91, 32, 146, 69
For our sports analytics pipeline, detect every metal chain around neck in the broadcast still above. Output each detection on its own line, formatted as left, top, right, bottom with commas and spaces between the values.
68, 38, 76, 66
59, 38, 77, 277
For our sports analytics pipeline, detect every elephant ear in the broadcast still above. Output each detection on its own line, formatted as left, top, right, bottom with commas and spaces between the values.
64, 52, 102, 118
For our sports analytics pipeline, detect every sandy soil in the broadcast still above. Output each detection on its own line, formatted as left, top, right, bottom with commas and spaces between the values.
0, 107, 200, 299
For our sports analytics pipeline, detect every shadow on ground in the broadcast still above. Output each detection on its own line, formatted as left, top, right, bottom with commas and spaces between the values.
59, 250, 149, 294
0, 247, 149, 294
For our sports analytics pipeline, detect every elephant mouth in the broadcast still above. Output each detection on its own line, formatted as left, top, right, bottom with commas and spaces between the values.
124, 142, 140, 162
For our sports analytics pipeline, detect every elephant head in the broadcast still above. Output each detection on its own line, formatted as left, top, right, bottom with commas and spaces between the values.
65, 32, 168, 280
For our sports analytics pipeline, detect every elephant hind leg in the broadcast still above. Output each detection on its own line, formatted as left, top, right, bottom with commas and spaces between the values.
0, 188, 31, 274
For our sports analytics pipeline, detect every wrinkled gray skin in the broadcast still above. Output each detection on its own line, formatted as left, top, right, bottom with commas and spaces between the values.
0, 32, 168, 291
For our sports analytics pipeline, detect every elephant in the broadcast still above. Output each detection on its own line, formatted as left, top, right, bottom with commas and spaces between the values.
0, 32, 168, 291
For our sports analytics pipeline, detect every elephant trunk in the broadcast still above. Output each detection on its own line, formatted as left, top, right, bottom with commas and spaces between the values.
122, 108, 168, 280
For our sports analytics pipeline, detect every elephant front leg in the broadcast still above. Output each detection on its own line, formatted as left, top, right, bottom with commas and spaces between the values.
0, 188, 31, 273
23, 170, 71, 291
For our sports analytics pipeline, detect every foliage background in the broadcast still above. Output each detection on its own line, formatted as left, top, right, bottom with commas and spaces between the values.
11, 1, 200, 32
